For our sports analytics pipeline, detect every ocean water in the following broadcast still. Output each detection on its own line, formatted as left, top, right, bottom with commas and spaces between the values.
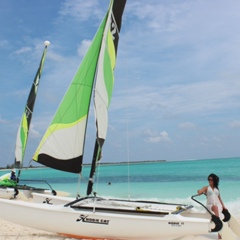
1, 157, 240, 218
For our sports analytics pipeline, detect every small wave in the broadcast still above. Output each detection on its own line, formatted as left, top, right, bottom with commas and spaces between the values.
99, 195, 240, 218
225, 198, 240, 218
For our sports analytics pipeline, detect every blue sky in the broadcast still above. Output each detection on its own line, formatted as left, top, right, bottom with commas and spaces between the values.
1, 0, 240, 168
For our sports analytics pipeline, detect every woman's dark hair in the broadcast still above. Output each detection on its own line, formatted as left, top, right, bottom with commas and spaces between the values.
208, 173, 219, 189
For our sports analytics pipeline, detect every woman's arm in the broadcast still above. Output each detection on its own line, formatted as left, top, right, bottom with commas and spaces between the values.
197, 186, 207, 195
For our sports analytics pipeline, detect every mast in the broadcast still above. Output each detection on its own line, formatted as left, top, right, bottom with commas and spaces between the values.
86, 141, 102, 195
86, 0, 126, 195
15, 41, 50, 177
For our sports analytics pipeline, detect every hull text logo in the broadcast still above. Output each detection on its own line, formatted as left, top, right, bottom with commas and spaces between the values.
76, 214, 110, 225
168, 222, 184, 227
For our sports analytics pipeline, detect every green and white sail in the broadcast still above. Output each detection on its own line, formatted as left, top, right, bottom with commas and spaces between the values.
33, 0, 126, 175
15, 41, 50, 167
87, 0, 126, 195
32, 11, 107, 173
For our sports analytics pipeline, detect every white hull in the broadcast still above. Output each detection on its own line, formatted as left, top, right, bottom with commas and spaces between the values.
0, 186, 55, 200
32, 192, 74, 204
0, 188, 15, 199
221, 222, 238, 239
22, 189, 53, 198
0, 197, 216, 240
228, 215, 240, 238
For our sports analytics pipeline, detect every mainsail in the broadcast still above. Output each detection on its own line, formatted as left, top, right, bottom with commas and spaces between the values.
15, 41, 50, 168
87, 0, 126, 195
33, 0, 126, 177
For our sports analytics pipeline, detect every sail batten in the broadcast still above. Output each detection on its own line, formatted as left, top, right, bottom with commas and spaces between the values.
15, 42, 49, 167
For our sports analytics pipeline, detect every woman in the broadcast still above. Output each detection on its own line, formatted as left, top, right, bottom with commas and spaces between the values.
198, 173, 227, 239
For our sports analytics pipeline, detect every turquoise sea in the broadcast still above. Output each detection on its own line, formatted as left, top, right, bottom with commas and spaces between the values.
1, 157, 240, 218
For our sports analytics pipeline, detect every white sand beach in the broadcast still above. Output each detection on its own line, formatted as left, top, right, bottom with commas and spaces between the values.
0, 218, 66, 240
0, 217, 219, 240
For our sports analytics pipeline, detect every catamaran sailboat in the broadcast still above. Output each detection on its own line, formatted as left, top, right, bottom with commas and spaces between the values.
0, 0, 238, 239
0, 41, 56, 199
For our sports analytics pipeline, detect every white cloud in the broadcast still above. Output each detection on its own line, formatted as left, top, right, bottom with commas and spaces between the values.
178, 122, 196, 129
59, 0, 102, 21
229, 120, 240, 129
13, 47, 32, 55
144, 129, 171, 143
0, 116, 7, 124
200, 136, 221, 144
45, 50, 65, 62
77, 39, 92, 57
0, 40, 8, 48
112, 76, 240, 122
127, 1, 188, 33
29, 124, 41, 138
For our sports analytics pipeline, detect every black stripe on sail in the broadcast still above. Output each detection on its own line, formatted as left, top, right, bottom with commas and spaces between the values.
111, 0, 126, 56
25, 46, 47, 129
15, 45, 48, 168
97, 138, 105, 148
38, 154, 82, 174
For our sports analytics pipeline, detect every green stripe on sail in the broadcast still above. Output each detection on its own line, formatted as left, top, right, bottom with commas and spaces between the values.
19, 113, 28, 160
51, 81, 92, 125
103, 32, 115, 107
107, 30, 116, 69
103, 49, 114, 107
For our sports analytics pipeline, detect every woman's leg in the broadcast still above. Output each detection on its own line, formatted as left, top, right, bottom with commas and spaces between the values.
212, 205, 219, 217
212, 205, 221, 239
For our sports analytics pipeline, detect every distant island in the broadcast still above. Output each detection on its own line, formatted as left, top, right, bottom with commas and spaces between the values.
0, 159, 166, 170
84, 159, 167, 166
